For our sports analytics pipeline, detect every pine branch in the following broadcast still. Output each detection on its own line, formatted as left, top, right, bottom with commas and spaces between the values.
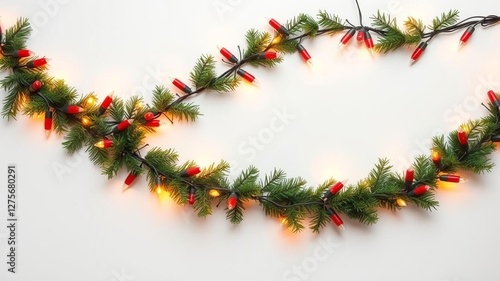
168, 102, 200, 122
372, 12, 408, 53
330, 186, 378, 225
3, 18, 32, 53
430, 10, 460, 31
284, 14, 309, 35
317, 10, 344, 34
194, 189, 213, 218
404, 17, 425, 37
189, 54, 217, 89
152, 85, 175, 111
108, 97, 125, 122
62, 125, 88, 153
299, 14, 319, 37
309, 205, 329, 233
243, 29, 272, 58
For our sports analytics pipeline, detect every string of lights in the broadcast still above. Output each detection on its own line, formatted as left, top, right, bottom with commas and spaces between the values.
1, 1, 500, 233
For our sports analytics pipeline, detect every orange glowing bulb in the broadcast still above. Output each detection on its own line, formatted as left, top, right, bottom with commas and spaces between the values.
431, 150, 441, 161
81, 117, 91, 126
271, 36, 282, 45
396, 198, 407, 207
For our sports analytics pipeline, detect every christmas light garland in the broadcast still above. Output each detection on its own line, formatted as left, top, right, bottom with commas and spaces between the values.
1, 1, 500, 233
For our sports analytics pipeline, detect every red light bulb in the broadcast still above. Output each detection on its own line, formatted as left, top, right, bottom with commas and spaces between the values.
112, 119, 134, 134
12, 49, 33, 58
257, 52, 278, 60
122, 172, 138, 191
26, 58, 48, 68
339, 28, 356, 47
97, 95, 113, 116
180, 167, 201, 177
94, 139, 113, 149
326, 208, 344, 230
457, 129, 469, 151
297, 44, 313, 65
431, 150, 442, 169
236, 69, 257, 84
170, 77, 192, 94
459, 26, 475, 47
227, 193, 238, 210
144, 112, 155, 121
29, 80, 42, 92
145, 120, 162, 127
323, 180, 347, 200
487, 90, 500, 109
410, 42, 428, 64
268, 18, 290, 36
188, 187, 196, 205
61, 105, 84, 114
44, 110, 52, 137
439, 175, 465, 183
218, 46, 238, 64
409, 185, 431, 197
404, 168, 414, 190
364, 31, 374, 50
356, 28, 365, 41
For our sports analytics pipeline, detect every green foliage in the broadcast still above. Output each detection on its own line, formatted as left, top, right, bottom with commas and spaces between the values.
168, 102, 200, 122
124, 95, 143, 119
299, 14, 319, 37
309, 205, 330, 233
430, 10, 460, 31
317, 10, 344, 34
365, 159, 404, 210
270, 39, 298, 55
231, 166, 260, 199
194, 188, 213, 218
404, 17, 425, 37
62, 125, 88, 153
330, 186, 378, 225
190, 54, 217, 89
151, 85, 175, 112
408, 192, 439, 211
284, 14, 308, 35
412, 155, 438, 186
243, 29, 272, 58
0, 18, 32, 69
372, 11, 421, 53
209, 76, 240, 93
108, 97, 125, 122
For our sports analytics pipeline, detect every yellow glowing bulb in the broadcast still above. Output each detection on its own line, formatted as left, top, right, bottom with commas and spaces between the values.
137, 101, 144, 109
396, 198, 407, 207
280, 217, 288, 225
431, 150, 441, 161
81, 117, 91, 126
156, 186, 162, 195
209, 189, 221, 197
94, 141, 105, 149
86, 97, 95, 105
272, 36, 282, 45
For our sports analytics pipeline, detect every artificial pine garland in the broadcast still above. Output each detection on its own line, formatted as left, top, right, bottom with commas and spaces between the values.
1, 1, 500, 233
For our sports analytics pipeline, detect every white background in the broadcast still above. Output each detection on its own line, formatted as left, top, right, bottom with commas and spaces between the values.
1, 0, 500, 280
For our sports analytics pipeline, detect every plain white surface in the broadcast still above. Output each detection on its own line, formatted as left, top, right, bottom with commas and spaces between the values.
1, 0, 500, 280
